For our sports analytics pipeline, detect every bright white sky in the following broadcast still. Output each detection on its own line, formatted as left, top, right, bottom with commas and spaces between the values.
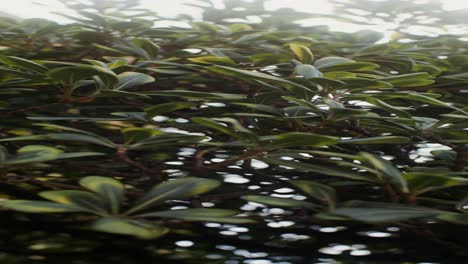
2, 0, 468, 34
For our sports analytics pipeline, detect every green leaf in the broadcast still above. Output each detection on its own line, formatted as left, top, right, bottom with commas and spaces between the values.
360, 152, 408, 193
121, 127, 162, 144
437, 213, 468, 225
290, 44, 314, 64
145, 102, 196, 117
54, 152, 105, 160
0, 132, 116, 148
294, 64, 323, 78
209, 65, 288, 83
3, 145, 63, 165
26, 116, 126, 121
262, 132, 339, 148
144, 90, 246, 100
0, 56, 48, 74
125, 177, 221, 215
137, 208, 255, 223
193, 117, 256, 141
341, 77, 392, 90
188, 56, 235, 65
33, 123, 102, 136
208, 65, 313, 95
191, 117, 240, 139
431, 150, 457, 161
323, 62, 380, 72
251, 53, 293, 66
314, 56, 354, 69
2, 200, 84, 213
233, 103, 283, 116
260, 158, 375, 182
404, 173, 468, 195
314, 57, 379, 71
48, 65, 118, 87
89, 218, 168, 239
99, 89, 152, 99
79, 176, 125, 214
331, 201, 441, 223
323, 71, 356, 79
242, 195, 316, 209
129, 134, 206, 150
289, 180, 336, 209
45, 133, 117, 148
0, 146, 6, 163
378, 73, 434, 87
403, 93, 467, 114
114, 72, 155, 90
340, 136, 411, 144
132, 38, 160, 59
39, 190, 108, 215
366, 97, 412, 118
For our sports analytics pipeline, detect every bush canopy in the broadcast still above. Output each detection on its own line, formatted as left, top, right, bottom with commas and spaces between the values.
0, 0, 467, 263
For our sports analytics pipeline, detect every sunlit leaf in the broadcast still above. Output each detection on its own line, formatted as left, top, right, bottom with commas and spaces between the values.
290, 43, 314, 64
114, 72, 155, 90
79, 176, 125, 214
89, 218, 168, 239
2, 200, 84, 213
39, 190, 108, 214
263, 132, 339, 148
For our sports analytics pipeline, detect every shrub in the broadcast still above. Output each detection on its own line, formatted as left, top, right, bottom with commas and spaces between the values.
0, 0, 467, 262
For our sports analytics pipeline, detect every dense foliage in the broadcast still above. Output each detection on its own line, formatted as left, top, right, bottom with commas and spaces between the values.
0, 0, 467, 263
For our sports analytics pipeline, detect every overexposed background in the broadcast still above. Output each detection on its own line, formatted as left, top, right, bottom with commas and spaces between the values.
2, 0, 468, 35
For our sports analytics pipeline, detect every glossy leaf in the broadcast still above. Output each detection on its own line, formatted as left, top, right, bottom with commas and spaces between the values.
2, 200, 85, 213
360, 152, 409, 193
290, 44, 314, 64
39, 190, 108, 214
290, 180, 336, 209
114, 72, 155, 90
126, 177, 221, 215
314, 57, 354, 69
331, 201, 441, 223
89, 218, 169, 239
404, 173, 468, 195
294, 64, 323, 78
145, 102, 196, 117
0, 56, 48, 74
188, 56, 235, 65
121, 127, 162, 144
340, 136, 411, 144
48, 65, 118, 86
263, 132, 339, 148
79, 176, 125, 214
378, 73, 434, 87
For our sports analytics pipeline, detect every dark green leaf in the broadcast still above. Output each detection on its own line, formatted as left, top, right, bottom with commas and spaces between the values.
126, 177, 220, 215
242, 195, 316, 209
